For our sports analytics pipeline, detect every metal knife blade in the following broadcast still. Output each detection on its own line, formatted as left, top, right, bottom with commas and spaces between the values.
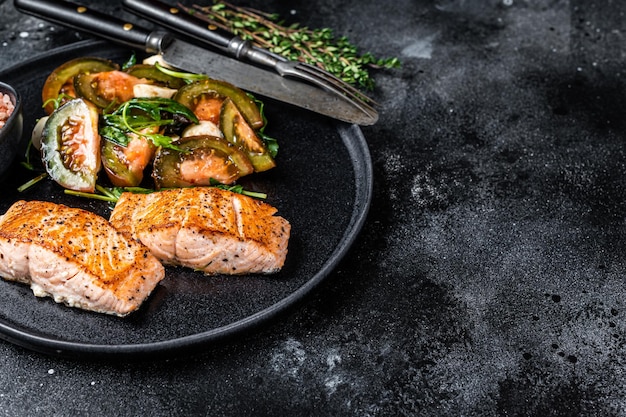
13, 0, 378, 125
156, 37, 378, 125
121, 0, 378, 110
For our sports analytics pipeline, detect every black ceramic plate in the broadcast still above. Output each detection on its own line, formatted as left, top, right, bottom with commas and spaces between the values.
0, 40, 372, 358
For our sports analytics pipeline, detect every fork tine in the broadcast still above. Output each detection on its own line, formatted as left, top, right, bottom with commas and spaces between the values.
259, 48, 378, 106
294, 70, 377, 115
296, 62, 379, 106
288, 63, 379, 118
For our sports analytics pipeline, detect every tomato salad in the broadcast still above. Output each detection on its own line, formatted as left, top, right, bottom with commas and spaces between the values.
29, 55, 278, 197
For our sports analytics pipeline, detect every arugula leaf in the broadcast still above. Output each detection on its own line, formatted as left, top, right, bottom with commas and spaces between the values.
118, 97, 198, 124
100, 97, 199, 150
251, 95, 279, 158
259, 131, 279, 158
66, 183, 266, 203
149, 133, 184, 149
122, 53, 137, 71
209, 179, 267, 199
42, 93, 75, 112
100, 124, 131, 147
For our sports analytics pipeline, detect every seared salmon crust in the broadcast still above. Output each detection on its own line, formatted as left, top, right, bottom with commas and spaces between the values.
0, 200, 165, 316
110, 187, 291, 275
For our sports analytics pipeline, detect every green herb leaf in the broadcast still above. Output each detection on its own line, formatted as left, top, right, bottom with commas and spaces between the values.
17, 173, 48, 193
250, 95, 279, 158
209, 179, 267, 199
181, 1, 400, 90
43, 93, 75, 112
155, 61, 209, 83
122, 53, 137, 71
100, 124, 131, 147
100, 97, 199, 151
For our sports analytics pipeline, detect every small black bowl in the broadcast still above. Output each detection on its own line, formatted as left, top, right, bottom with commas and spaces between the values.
0, 81, 23, 178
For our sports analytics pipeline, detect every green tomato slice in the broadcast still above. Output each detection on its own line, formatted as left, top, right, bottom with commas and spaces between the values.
101, 135, 155, 187
125, 64, 186, 89
152, 135, 254, 189
42, 57, 119, 114
174, 78, 264, 129
220, 98, 275, 172
41, 98, 101, 192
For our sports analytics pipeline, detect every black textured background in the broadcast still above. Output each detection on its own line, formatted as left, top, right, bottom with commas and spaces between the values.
2, 0, 626, 415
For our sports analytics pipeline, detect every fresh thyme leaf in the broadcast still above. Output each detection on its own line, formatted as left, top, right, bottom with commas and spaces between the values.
182, 1, 400, 90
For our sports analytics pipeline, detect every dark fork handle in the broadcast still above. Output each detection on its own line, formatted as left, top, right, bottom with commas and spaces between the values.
13, 0, 158, 51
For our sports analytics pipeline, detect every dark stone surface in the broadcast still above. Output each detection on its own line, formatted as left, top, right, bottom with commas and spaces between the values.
2, 0, 626, 415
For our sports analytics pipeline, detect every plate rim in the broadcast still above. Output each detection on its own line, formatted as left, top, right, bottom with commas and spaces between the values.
0, 39, 373, 359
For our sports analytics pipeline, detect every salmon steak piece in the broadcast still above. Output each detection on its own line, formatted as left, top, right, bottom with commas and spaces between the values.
0, 200, 165, 316
109, 187, 291, 275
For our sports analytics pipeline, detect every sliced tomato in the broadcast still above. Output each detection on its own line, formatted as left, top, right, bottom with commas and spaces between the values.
125, 64, 186, 89
220, 98, 275, 172
42, 57, 119, 114
152, 135, 254, 189
190, 92, 224, 124
41, 98, 101, 192
174, 78, 264, 129
74, 70, 147, 110
101, 134, 156, 187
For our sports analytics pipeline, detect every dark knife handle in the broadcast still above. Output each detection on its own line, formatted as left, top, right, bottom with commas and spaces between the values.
122, 0, 251, 58
14, 0, 159, 52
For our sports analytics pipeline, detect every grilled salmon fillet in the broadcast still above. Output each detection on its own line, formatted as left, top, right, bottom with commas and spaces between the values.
109, 187, 290, 275
0, 200, 165, 316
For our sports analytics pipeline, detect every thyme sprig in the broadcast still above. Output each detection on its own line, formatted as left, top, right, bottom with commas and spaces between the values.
182, 2, 400, 90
